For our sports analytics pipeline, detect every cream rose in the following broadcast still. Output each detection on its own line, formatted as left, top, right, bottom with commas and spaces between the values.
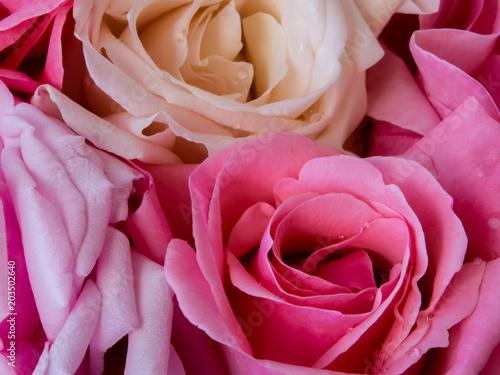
33, 0, 437, 163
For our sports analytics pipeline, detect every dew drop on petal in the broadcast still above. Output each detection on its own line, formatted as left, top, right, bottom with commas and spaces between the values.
427, 313, 436, 321
310, 113, 322, 122
473, 257, 484, 266
337, 234, 345, 240
476, 169, 485, 178
488, 217, 500, 229
233, 123, 241, 129
346, 327, 353, 334
373, 350, 381, 360
407, 348, 420, 360
237, 68, 248, 80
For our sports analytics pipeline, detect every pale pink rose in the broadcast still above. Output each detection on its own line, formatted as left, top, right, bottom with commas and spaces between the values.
161, 132, 487, 374
0, 81, 180, 374
31, 0, 438, 163
0, 0, 81, 94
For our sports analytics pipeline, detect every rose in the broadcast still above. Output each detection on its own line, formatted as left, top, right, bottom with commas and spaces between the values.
160, 132, 490, 374
0, 80, 181, 374
31, 0, 439, 164
0, 0, 81, 94
353, 2, 500, 367
365, 0, 500, 157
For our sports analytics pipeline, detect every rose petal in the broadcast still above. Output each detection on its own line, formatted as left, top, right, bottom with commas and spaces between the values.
410, 29, 500, 121
404, 98, 500, 262
367, 47, 440, 136
89, 228, 139, 375
164, 239, 252, 353
124, 251, 178, 374
242, 11, 287, 100
33, 280, 101, 374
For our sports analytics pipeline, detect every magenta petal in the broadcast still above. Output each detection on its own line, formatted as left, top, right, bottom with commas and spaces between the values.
124, 251, 178, 374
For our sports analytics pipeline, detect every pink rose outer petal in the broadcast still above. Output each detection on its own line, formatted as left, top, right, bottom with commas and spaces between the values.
165, 239, 252, 353
378, 260, 485, 374
125, 251, 181, 374
410, 29, 500, 121
1, 146, 75, 341
367, 47, 440, 136
404, 98, 500, 262
89, 228, 139, 375
423, 257, 500, 375
33, 280, 101, 374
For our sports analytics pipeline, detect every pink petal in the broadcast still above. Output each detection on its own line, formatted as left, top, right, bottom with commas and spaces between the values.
89, 228, 139, 375
404, 98, 500, 262
36, 280, 101, 374
367, 47, 440, 136
410, 29, 500, 121
124, 251, 178, 375
164, 239, 252, 353
138, 162, 196, 245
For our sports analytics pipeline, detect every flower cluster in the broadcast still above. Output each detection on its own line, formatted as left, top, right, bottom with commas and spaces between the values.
0, 0, 499, 374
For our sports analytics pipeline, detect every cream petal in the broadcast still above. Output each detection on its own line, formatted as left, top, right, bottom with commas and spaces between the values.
140, 2, 199, 79
242, 12, 288, 101
201, 1, 243, 61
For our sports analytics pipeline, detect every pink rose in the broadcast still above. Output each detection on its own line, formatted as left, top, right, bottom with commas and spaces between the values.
365, 0, 500, 157
161, 132, 488, 374
0, 81, 180, 374
32, 0, 438, 163
360, 2, 500, 370
0, 0, 80, 94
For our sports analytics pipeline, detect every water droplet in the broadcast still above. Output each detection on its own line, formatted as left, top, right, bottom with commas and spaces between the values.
473, 257, 483, 266
381, 269, 391, 282
237, 68, 248, 80
427, 313, 436, 321
310, 113, 322, 122
337, 234, 345, 240
476, 169, 485, 178
233, 123, 241, 130
346, 327, 353, 334
488, 217, 500, 229
407, 348, 420, 360
373, 350, 381, 360
381, 367, 388, 373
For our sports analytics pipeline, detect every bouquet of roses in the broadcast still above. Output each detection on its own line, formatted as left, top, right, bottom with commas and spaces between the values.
0, 0, 499, 374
